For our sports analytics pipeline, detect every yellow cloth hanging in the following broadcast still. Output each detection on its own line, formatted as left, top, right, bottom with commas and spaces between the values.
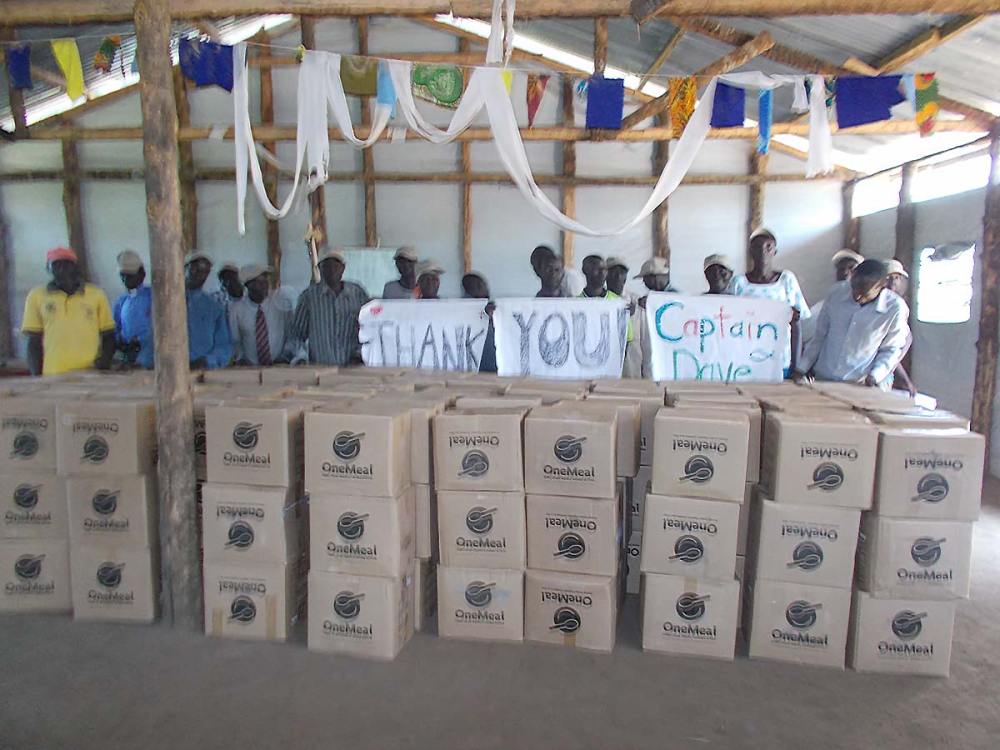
52, 39, 85, 101
502, 70, 513, 94
669, 76, 697, 136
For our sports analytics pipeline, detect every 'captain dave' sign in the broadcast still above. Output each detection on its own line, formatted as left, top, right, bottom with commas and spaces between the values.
358, 299, 490, 371
645, 293, 791, 383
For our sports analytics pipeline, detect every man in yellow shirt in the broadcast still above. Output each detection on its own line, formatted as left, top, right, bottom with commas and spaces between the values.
22, 247, 116, 376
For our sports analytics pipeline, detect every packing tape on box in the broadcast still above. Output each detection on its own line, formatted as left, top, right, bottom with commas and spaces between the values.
212, 607, 223, 636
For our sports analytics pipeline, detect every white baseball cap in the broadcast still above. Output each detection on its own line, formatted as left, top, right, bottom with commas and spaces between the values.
116, 249, 144, 274
238, 264, 273, 284
634, 257, 669, 278
832, 249, 864, 265
886, 259, 909, 278
703, 253, 734, 271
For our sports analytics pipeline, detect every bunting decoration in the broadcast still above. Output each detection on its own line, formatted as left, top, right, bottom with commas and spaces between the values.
340, 55, 377, 96
585, 75, 625, 129
4, 44, 32, 90
178, 37, 234, 92
526, 73, 550, 128
376, 60, 396, 117
710, 81, 745, 128
51, 39, 85, 100
412, 64, 464, 108
915, 73, 940, 138
668, 77, 696, 135
757, 88, 773, 155
501, 70, 513, 95
835, 75, 905, 129
93, 35, 122, 74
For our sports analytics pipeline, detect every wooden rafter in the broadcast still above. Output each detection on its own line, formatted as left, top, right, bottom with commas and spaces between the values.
875, 15, 986, 72
637, 28, 684, 92
629, 0, 1000, 24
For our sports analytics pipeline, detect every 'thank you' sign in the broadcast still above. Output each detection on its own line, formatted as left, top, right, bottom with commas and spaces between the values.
644, 293, 791, 382
494, 298, 628, 379
358, 299, 490, 371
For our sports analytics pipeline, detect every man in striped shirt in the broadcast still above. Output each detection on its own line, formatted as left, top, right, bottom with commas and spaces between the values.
291, 248, 370, 365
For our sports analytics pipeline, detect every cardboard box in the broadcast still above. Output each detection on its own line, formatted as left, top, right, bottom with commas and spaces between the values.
66, 474, 157, 548
737, 484, 751, 556
640, 494, 740, 582
856, 515, 972, 600
672, 402, 762, 484
404, 397, 448, 486
551, 399, 640, 478
433, 409, 525, 492
630, 465, 652, 531
307, 570, 414, 660
56, 400, 156, 476
641, 572, 739, 660
0, 397, 58, 471
524, 570, 617, 652
745, 578, 851, 669
309, 489, 415, 578
304, 403, 411, 498
206, 401, 309, 489
415, 483, 437, 560
875, 428, 984, 521
626, 532, 642, 595
524, 406, 617, 499
526, 494, 621, 577
760, 412, 877, 509
0, 539, 71, 613
70, 544, 158, 623
0, 471, 68, 539
865, 409, 969, 431
749, 496, 861, 589
588, 392, 662, 466
193, 396, 226, 482
201, 484, 301, 565
203, 560, 300, 641
848, 591, 955, 677
413, 558, 437, 633
651, 411, 749, 503
437, 490, 526, 570
437, 566, 524, 642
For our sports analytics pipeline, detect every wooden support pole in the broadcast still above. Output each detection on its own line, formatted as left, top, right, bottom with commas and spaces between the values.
561, 78, 576, 268
459, 38, 473, 274
842, 180, 860, 252
652, 115, 669, 261
0, 29, 29, 139
172, 68, 198, 252
971, 124, 1000, 446
301, 16, 328, 249
594, 17, 608, 76
257, 32, 283, 283
896, 162, 917, 372
134, 0, 200, 630
357, 16, 378, 247
637, 28, 684, 92
61, 139, 91, 281
748, 150, 767, 264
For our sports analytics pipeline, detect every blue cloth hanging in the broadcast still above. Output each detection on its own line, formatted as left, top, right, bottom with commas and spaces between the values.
178, 37, 233, 92
757, 89, 773, 154
710, 82, 745, 128
835, 75, 905, 129
585, 75, 625, 129
376, 60, 396, 117
5, 44, 32, 90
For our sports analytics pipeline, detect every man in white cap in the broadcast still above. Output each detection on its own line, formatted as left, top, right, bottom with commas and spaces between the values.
291, 247, 370, 365
703, 254, 734, 295
416, 260, 444, 300
212, 261, 244, 314
229, 265, 300, 366
832, 249, 864, 282
112, 249, 154, 368
884, 259, 916, 395
634, 257, 677, 305
604, 257, 643, 378
184, 250, 232, 369
630, 257, 677, 379
382, 246, 419, 299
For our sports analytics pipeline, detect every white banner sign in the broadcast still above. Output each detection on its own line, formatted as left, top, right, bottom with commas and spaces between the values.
494, 298, 628, 379
645, 293, 791, 383
359, 299, 490, 371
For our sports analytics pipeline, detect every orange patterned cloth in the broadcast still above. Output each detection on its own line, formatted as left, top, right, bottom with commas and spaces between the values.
669, 76, 697, 135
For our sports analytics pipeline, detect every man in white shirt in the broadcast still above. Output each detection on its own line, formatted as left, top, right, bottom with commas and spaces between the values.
229, 264, 301, 366
795, 259, 910, 389
382, 246, 419, 299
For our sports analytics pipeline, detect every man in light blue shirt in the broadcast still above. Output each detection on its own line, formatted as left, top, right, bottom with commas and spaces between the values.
112, 249, 154, 369
184, 251, 232, 369
796, 259, 910, 389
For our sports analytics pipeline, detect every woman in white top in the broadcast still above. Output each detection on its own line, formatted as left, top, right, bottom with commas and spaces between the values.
728, 228, 811, 376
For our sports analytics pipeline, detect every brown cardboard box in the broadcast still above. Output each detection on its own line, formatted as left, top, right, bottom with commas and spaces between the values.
0, 471, 68, 539
848, 591, 955, 676
587, 392, 663, 467
398, 396, 448, 486
0, 397, 58, 471
193, 396, 227, 482
874, 428, 984, 521
56, 399, 156, 477
526, 494, 621, 577
66, 474, 157, 549
865, 409, 970, 430
437, 490, 526, 570
260, 366, 337, 386
640, 494, 740, 582
206, 400, 311, 489
760, 411, 877, 510
549, 399, 640, 479
304, 403, 411, 498
433, 409, 525, 492
415, 483, 437, 560
308, 570, 414, 659
436, 565, 524, 642
672, 402, 762, 484
524, 569, 618, 652
641, 572, 739, 660
70, 544, 158, 623
203, 560, 300, 641
651, 410, 749, 503
524, 406, 618, 499
308, 489, 415, 578
201, 484, 301, 565
201, 368, 261, 385
0, 539, 71, 613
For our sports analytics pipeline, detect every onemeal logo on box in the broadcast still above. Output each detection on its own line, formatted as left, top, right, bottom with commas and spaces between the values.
674, 434, 727, 484
90, 561, 133, 605
9, 484, 51, 527
87, 490, 128, 532
327, 511, 378, 561
450, 433, 499, 478
899, 536, 953, 584
456, 581, 505, 624
72, 419, 118, 465
880, 610, 934, 658
543, 588, 591, 635
801, 443, 858, 492
321, 431, 373, 480
8, 554, 53, 596
323, 591, 373, 640
4, 417, 47, 459
226, 421, 271, 469
543, 435, 596, 482
772, 600, 827, 648
458, 507, 507, 551
662, 593, 717, 640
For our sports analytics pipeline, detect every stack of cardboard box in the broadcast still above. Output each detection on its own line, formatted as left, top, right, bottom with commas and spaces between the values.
433, 407, 527, 643
304, 402, 416, 659
639, 409, 749, 660
202, 399, 311, 641
850, 425, 984, 676
0, 394, 72, 615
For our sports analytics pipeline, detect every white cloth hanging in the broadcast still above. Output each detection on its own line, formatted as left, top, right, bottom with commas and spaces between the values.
388, 60, 488, 145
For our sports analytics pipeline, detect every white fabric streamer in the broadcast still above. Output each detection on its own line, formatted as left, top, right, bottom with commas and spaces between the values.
388, 60, 487, 144
807, 74, 834, 177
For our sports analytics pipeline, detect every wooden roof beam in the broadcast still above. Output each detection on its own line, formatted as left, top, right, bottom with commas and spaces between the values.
637, 28, 684, 92
874, 15, 986, 72
629, 0, 1000, 24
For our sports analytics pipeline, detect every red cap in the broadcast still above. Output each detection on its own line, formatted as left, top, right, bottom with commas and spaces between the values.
46, 246, 78, 264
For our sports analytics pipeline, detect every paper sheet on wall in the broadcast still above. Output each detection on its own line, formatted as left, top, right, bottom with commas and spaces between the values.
358, 299, 490, 371
493, 298, 628, 379
645, 293, 791, 383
